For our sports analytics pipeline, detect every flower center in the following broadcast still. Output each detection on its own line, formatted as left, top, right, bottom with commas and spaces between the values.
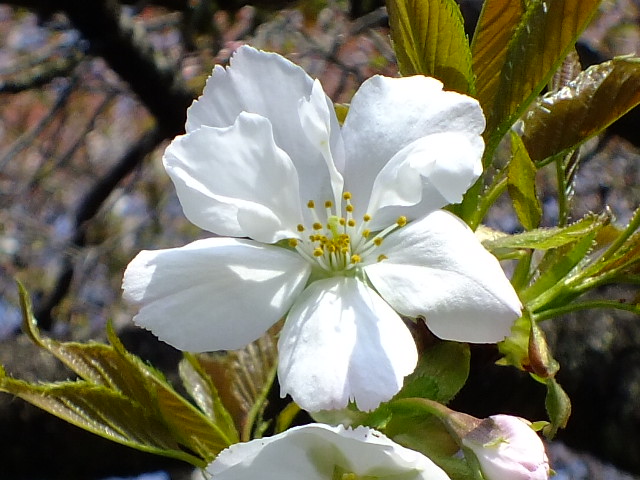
288, 191, 406, 275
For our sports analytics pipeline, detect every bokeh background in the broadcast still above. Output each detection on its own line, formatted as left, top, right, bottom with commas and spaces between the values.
1, 1, 640, 479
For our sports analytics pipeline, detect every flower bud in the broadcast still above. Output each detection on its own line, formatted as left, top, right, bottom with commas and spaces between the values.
461, 414, 550, 480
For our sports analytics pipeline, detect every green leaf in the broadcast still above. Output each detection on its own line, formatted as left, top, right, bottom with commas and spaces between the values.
399, 341, 470, 404
6, 282, 235, 464
194, 325, 279, 441
521, 229, 596, 307
386, 0, 474, 93
483, 211, 611, 252
522, 57, 640, 164
0, 370, 206, 466
508, 131, 542, 230
179, 353, 239, 443
482, 0, 601, 156
543, 377, 571, 438
471, 0, 526, 115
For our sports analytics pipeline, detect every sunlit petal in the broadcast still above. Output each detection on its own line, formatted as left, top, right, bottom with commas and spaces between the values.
342, 75, 485, 216
123, 237, 311, 351
278, 277, 417, 411
186, 45, 344, 208
365, 210, 522, 343
164, 113, 304, 243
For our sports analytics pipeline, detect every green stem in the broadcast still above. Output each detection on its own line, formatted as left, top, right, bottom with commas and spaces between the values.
534, 299, 640, 322
555, 156, 569, 227
599, 206, 640, 263
468, 174, 508, 230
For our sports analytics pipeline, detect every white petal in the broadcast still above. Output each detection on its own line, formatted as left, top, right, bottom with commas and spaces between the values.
186, 45, 343, 209
365, 131, 483, 229
364, 210, 522, 343
122, 237, 311, 351
278, 277, 417, 412
298, 79, 345, 206
207, 423, 451, 480
342, 75, 485, 216
164, 113, 304, 243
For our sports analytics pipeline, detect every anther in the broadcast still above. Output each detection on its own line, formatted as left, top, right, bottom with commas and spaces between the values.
307, 200, 315, 208
347, 219, 356, 227
363, 214, 371, 222
377, 254, 388, 262
313, 222, 323, 230
297, 224, 305, 232
397, 216, 407, 227
346, 204, 354, 213
313, 247, 324, 257
351, 254, 362, 264
325, 200, 333, 208
288, 239, 298, 247
342, 192, 352, 200
373, 237, 383, 246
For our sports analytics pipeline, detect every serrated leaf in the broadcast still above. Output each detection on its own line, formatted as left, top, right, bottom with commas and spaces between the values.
471, 0, 526, 114
9, 282, 234, 464
0, 372, 205, 466
522, 57, 640, 163
387, 0, 474, 93
106, 325, 233, 460
508, 131, 542, 230
179, 354, 238, 443
521, 230, 596, 306
483, 0, 601, 153
483, 212, 610, 252
195, 325, 279, 440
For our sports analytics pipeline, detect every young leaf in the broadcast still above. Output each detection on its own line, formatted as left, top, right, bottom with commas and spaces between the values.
544, 377, 571, 438
483, 0, 601, 156
521, 230, 596, 307
194, 325, 279, 441
179, 353, 239, 443
6, 282, 235, 464
386, 0, 474, 93
482, 211, 611, 252
0, 371, 206, 467
471, 0, 525, 114
508, 131, 542, 230
522, 57, 640, 164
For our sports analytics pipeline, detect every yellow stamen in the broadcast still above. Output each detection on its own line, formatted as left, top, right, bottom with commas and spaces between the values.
351, 254, 362, 264
288, 239, 298, 247
297, 224, 305, 232
342, 192, 352, 200
313, 247, 324, 257
397, 216, 407, 227
307, 200, 315, 208
363, 214, 371, 222
377, 254, 388, 262
373, 237, 383, 246
313, 222, 323, 230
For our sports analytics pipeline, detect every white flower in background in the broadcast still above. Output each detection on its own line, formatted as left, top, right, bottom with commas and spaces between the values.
123, 45, 522, 412
205, 423, 452, 480
462, 415, 550, 480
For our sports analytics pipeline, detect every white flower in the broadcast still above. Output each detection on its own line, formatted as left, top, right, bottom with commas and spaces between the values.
461, 415, 550, 480
123, 45, 522, 412
205, 423, 452, 480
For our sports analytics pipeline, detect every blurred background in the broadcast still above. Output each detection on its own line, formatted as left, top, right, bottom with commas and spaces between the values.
1, 0, 640, 478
